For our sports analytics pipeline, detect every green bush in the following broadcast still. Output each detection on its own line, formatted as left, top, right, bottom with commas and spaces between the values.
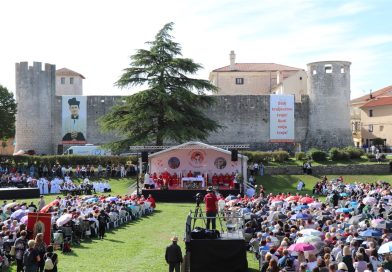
343, 146, 364, 159
272, 151, 290, 162
307, 148, 327, 161
366, 154, 375, 160
329, 148, 350, 161
295, 152, 307, 161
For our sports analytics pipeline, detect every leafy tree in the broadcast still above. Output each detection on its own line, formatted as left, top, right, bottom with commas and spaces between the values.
0, 85, 17, 140
99, 22, 220, 150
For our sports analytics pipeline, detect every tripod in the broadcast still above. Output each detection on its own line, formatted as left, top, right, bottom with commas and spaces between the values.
192, 203, 206, 230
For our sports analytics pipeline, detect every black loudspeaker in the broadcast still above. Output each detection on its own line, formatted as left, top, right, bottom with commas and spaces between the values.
57, 145, 63, 155
141, 151, 149, 163
231, 149, 238, 161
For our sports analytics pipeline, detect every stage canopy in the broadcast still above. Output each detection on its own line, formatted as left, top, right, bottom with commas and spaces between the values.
148, 141, 248, 182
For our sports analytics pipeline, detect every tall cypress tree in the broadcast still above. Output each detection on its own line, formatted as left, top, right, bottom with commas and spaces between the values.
99, 22, 220, 150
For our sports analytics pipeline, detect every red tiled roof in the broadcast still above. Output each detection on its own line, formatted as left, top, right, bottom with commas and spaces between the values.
361, 96, 392, 108
212, 63, 302, 72
351, 85, 392, 104
56, 68, 85, 79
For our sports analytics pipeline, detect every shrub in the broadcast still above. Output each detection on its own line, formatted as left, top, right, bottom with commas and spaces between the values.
366, 154, 375, 160
343, 146, 364, 159
242, 151, 271, 163
295, 152, 307, 161
329, 148, 341, 161
272, 151, 290, 162
307, 148, 327, 161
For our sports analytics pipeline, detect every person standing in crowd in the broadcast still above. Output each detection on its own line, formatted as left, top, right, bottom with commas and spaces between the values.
165, 236, 183, 272
23, 239, 40, 272
14, 230, 28, 272
204, 186, 218, 230
44, 245, 58, 272
34, 233, 47, 272
38, 196, 46, 211
97, 209, 110, 240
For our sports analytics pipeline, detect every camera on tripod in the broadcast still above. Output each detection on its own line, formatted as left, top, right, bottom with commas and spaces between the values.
195, 193, 203, 206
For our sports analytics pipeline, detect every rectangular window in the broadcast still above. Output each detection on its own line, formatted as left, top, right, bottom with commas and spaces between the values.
369, 109, 373, 117
368, 124, 373, 132
380, 125, 384, 131
70, 77, 74, 84
235, 78, 244, 85
60, 77, 65, 84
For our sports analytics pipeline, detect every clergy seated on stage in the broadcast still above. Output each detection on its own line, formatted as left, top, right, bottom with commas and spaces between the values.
211, 173, 235, 188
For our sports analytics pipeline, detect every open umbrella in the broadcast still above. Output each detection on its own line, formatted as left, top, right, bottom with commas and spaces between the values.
300, 197, 314, 204
290, 213, 311, 220
225, 195, 237, 201
267, 212, 287, 221
349, 201, 358, 208
340, 192, 349, 197
336, 208, 352, 213
299, 229, 323, 237
105, 196, 118, 202
288, 243, 315, 252
371, 219, 387, 229
85, 198, 99, 203
378, 241, 392, 254
40, 200, 60, 213
20, 215, 28, 224
362, 197, 377, 205
296, 236, 322, 243
285, 196, 300, 202
359, 229, 382, 237
293, 205, 309, 211
11, 209, 27, 220
308, 202, 322, 209
56, 213, 72, 227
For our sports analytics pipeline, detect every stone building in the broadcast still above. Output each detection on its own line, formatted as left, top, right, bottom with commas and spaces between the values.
14, 57, 353, 154
209, 51, 302, 95
55, 68, 85, 96
350, 85, 392, 147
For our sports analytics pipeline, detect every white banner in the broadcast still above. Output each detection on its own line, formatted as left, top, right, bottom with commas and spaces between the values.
62, 96, 87, 144
270, 95, 295, 142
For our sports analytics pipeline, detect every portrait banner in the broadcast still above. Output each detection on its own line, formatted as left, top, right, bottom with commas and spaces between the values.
62, 95, 87, 144
27, 212, 52, 245
270, 95, 295, 142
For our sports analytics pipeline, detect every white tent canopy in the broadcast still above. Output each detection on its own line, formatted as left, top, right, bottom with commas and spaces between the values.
148, 141, 248, 183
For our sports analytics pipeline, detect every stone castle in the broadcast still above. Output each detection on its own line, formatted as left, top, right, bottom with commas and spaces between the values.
14, 58, 353, 155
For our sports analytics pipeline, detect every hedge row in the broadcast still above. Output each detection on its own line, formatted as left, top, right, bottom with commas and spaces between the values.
329, 147, 364, 161
242, 151, 290, 163
0, 155, 138, 167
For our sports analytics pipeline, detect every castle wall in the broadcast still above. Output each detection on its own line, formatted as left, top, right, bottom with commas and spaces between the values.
14, 62, 56, 154
203, 95, 309, 150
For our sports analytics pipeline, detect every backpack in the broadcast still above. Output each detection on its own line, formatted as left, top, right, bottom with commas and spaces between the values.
44, 254, 54, 270
23, 249, 34, 267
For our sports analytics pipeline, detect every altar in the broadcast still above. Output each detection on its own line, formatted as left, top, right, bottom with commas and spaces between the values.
181, 177, 205, 189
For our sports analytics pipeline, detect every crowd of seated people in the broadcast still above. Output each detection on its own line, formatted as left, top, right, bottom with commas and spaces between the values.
214, 178, 392, 272
0, 193, 156, 269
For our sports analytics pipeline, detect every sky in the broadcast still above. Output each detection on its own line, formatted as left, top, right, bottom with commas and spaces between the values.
0, 0, 391, 99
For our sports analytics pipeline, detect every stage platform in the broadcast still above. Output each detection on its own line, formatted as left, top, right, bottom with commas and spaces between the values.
141, 188, 240, 202
0, 187, 40, 199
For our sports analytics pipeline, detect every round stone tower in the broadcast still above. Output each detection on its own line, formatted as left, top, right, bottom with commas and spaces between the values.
305, 61, 353, 150
15, 62, 56, 154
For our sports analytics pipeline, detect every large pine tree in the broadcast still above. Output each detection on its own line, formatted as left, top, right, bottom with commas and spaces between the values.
99, 22, 220, 150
